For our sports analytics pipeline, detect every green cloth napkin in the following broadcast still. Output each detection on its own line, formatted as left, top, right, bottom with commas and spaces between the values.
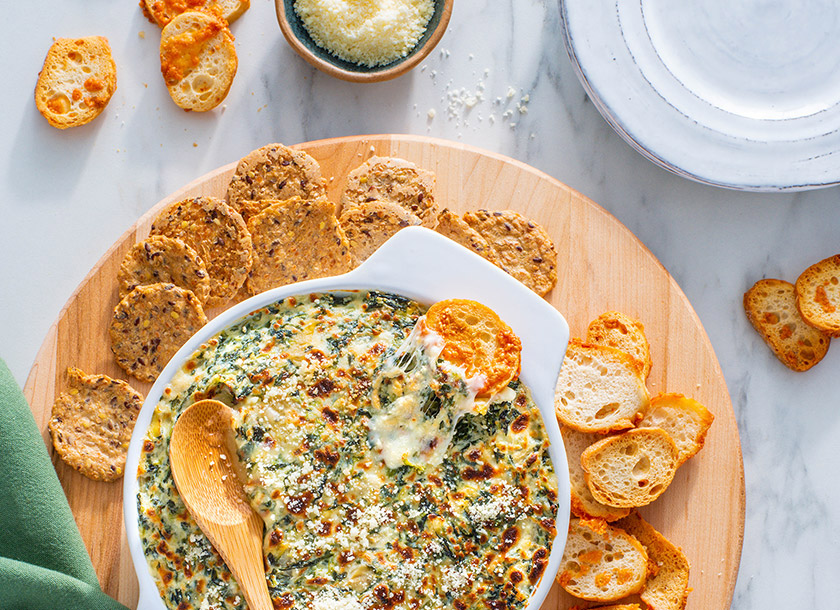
0, 358, 129, 610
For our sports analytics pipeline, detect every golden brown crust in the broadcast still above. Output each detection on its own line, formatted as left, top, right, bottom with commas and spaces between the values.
581, 428, 679, 509
558, 517, 649, 602
117, 235, 210, 305
433, 208, 501, 265
555, 339, 650, 433
48, 367, 143, 481
35, 37, 117, 129
424, 299, 521, 398
339, 200, 421, 263
795, 254, 840, 337
640, 393, 714, 465
160, 11, 237, 112
226, 143, 328, 221
745, 278, 830, 370
150, 195, 253, 308
562, 426, 632, 522
616, 512, 691, 610
462, 209, 557, 296
340, 156, 438, 227
245, 196, 355, 294
586, 311, 652, 379
109, 283, 208, 382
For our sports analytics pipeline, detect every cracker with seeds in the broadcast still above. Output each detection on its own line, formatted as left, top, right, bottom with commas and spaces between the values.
226, 143, 328, 222
246, 197, 355, 294
117, 235, 210, 305
110, 283, 208, 382
433, 208, 500, 265
340, 156, 438, 227
48, 367, 143, 481
150, 196, 253, 308
462, 209, 558, 296
339, 200, 421, 262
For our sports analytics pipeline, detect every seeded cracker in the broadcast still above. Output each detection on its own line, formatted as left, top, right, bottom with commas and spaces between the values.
110, 283, 208, 382
117, 235, 210, 305
48, 367, 143, 481
340, 156, 438, 227
433, 208, 500, 265
339, 200, 421, 262
150, 196, 253, 308
462, 209, 558, 296
226, 143, 328, 222
245, 197, 355, 294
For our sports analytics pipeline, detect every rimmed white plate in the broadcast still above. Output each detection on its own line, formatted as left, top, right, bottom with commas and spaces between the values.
561, 0, 840, 191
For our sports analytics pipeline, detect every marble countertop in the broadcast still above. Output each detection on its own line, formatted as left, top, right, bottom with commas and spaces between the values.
2, 1, 839, 608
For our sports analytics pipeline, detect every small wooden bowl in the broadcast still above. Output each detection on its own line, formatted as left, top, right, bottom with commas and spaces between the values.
275, 0, 453, 83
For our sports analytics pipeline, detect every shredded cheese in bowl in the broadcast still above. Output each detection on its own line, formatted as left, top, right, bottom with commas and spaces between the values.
294, 0, 435, 67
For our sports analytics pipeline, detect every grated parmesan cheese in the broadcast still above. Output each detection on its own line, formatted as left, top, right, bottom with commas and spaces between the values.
294, 0, 435, 68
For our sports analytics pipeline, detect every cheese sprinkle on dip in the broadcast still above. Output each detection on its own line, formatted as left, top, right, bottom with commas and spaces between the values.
137, 291, 558, 610
293, 0, 435, 67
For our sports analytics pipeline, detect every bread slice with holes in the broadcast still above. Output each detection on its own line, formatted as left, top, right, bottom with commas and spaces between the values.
160, 11, 237, 112
557, 517, 649, 602
561, 426, 631, 522
555, 339, 650, 433
795, 254, 840, 337
639, 393, 714, 465
35, 37, 117, 129
586, 311, 652, 379
581, 428, 678, 508
616, 512, 691, 610
744, 278, 830, 371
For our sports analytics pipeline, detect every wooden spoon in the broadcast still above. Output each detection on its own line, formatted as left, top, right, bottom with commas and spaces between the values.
169, 399, 272, 610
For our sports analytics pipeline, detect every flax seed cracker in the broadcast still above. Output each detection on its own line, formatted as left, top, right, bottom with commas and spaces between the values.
150, 196, 253, 308
433, 208, 500, 265
462, 209, 557, 296
340, 156, 438, 227
245, 197, 355, 295
110, 283, 208, 382
48, 367, 144, 481
117, 235, 210, 305
226, 143, 328, 222
339, 200, 421, 262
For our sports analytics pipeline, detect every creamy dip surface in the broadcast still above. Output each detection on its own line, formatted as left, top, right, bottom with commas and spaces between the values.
137, 291, 558, 610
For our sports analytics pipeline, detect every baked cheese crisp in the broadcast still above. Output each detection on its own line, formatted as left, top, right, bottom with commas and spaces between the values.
137, 291, 558, 610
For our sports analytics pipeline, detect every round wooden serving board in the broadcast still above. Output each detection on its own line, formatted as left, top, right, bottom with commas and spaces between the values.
24, 135, 744, 610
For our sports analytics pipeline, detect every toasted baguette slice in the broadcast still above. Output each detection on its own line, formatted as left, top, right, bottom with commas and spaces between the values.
142, 0, 250, 27
795, 254, 840, 337
639, 393, 714, 465
555, 340, 650, 433
160, 11, 237, 112
424, 299, 521, 397
561, 426, 631, 522
581, 428, 678, 508
586, 311, 652, 379
35, 37, 117, 129
557, 518, 649, 602
744, 278, 830, 371
617, 512, 690, 610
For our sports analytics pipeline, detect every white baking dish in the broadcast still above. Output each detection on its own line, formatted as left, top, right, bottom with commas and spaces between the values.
123, 226, 570, 610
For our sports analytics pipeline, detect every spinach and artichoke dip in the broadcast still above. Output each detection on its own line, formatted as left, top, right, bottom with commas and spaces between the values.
137, 291, 558, 610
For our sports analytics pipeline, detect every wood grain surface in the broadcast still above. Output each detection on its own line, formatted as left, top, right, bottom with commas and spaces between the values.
23, 134, 745, 610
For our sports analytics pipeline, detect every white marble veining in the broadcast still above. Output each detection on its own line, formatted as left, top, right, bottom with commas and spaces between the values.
2, 1, 839, 609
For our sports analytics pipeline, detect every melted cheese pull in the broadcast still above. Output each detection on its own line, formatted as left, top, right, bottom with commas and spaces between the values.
368, 318, 486, 469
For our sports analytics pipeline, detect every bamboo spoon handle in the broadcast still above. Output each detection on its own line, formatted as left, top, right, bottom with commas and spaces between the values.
170, 400, 273, 610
